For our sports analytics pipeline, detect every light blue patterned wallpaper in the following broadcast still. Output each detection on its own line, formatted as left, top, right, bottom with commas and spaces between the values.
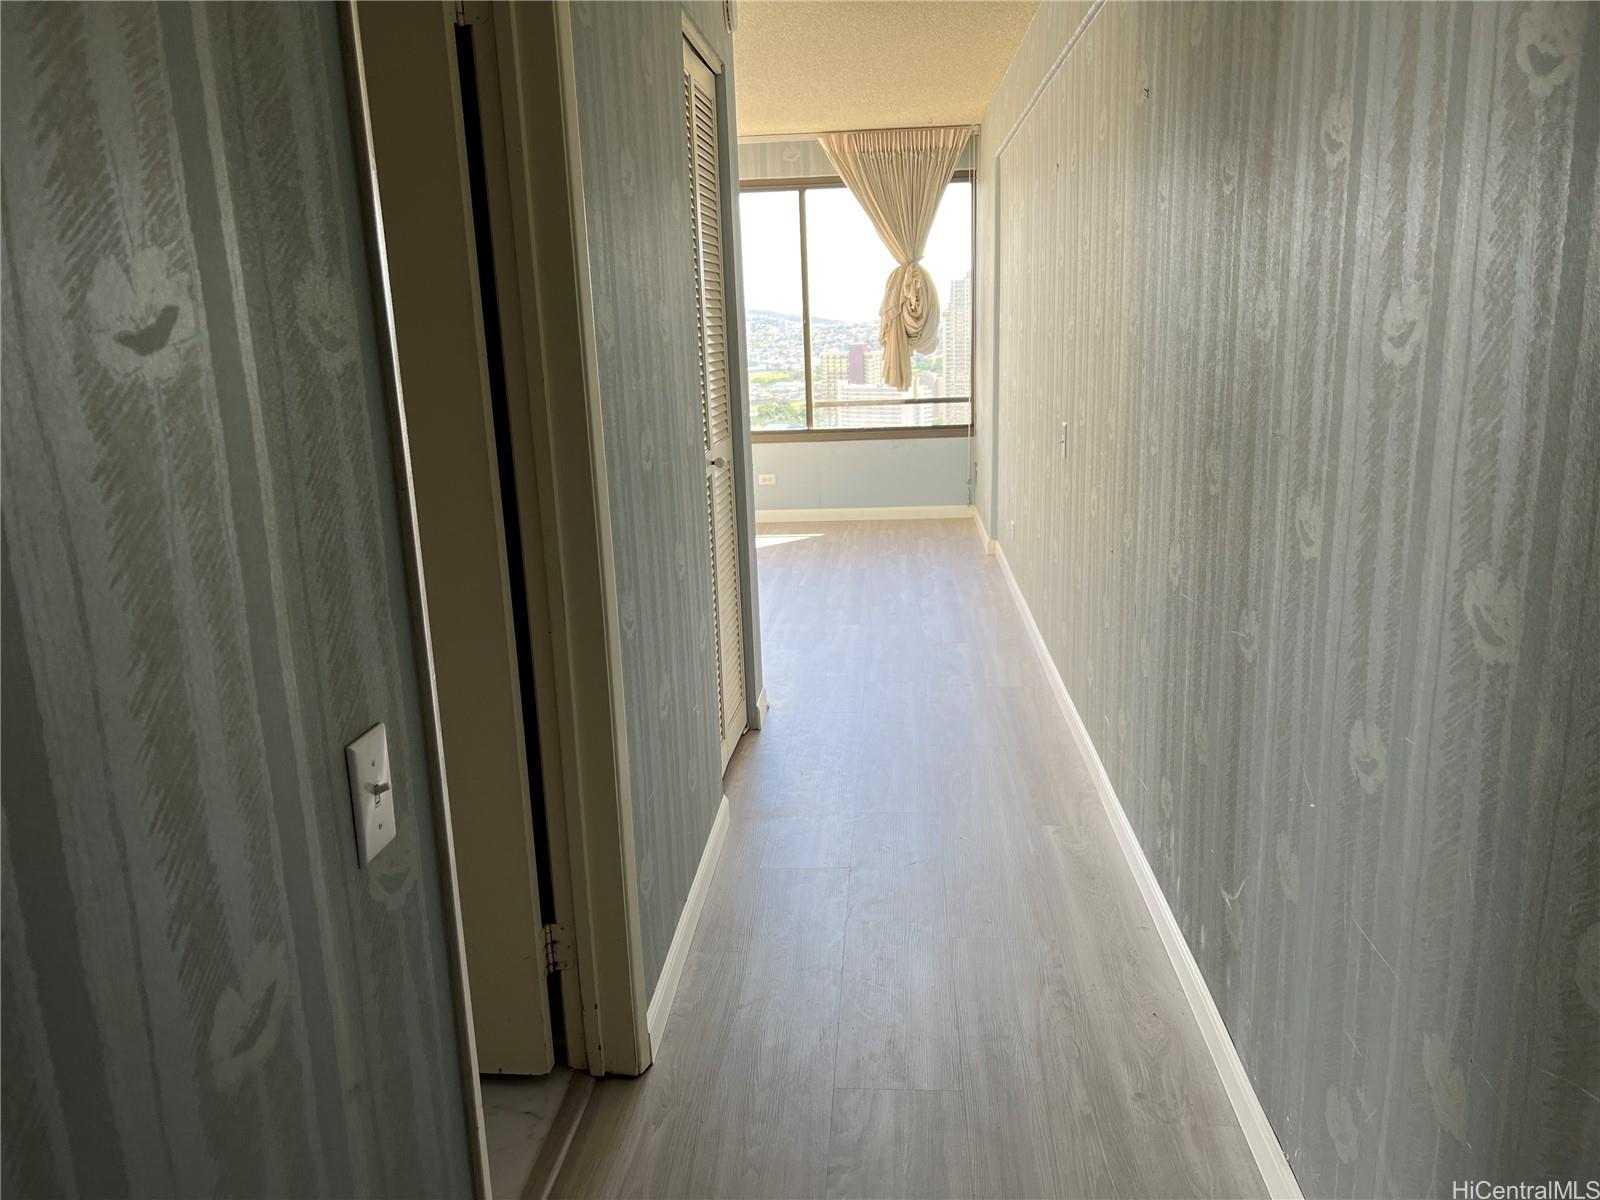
1, 3, 471, 1194
738, 136, 975, 182
979, 3, 1598, 1195
566, 0, 748, 994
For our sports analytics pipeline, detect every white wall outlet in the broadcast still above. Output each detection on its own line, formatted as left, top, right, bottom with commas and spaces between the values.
758, 473, 776, 486
345, 722, 397, 867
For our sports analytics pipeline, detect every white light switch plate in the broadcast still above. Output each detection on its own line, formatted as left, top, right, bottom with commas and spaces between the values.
345, 722, 396, 867
758, 473, 776, 485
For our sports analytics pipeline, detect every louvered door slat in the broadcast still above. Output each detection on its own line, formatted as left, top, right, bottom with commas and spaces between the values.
684, 41, 745, 773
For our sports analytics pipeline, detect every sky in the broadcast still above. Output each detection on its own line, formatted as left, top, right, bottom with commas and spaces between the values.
739, 181, 972, 324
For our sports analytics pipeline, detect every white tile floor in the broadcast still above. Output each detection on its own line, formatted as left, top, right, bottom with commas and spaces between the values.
481, 1069, 572, 1199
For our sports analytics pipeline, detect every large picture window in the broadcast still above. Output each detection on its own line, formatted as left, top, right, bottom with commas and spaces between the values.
740, 177, 972, 436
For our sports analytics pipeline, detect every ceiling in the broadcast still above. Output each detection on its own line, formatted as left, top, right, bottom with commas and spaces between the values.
733, 1, 1041, 137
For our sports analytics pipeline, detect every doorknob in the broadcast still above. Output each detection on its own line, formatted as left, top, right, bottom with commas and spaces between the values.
706, 453, 729, 470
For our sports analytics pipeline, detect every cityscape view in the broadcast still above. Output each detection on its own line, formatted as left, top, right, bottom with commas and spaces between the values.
746, 270, 972, 431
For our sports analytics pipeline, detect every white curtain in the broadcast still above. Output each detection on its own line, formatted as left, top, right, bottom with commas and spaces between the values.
819, 126, 971, 391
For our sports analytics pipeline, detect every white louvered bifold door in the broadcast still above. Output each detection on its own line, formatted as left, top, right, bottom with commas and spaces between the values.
683, 42, 746, 773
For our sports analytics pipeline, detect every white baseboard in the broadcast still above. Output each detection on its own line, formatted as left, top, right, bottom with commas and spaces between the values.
993, 544, 1302, 1200
646, 793, 730, 1055
971, 508, 998, 556
756, 504, 974, 523
751, 686, 770, 730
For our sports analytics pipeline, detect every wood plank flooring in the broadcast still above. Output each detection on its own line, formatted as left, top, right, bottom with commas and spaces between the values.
553, 519, 1266, 1200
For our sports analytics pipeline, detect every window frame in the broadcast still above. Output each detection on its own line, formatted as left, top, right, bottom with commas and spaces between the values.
740, 170, 975, 443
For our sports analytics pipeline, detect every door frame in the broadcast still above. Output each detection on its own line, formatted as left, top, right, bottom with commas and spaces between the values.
340, 3, 653, 1183
483, 0, 653, 1075
338, 6, 493, 1193
347, 0, 560, 1090
340, 0, 768, 1165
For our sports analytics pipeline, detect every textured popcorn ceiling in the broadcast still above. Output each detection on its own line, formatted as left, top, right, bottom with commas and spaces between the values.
733, 1, 1040, 136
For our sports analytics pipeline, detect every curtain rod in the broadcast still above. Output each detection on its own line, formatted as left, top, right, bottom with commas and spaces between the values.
738, 123, 980, 145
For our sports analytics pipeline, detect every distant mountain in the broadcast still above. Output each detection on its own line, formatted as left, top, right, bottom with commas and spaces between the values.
748, 308, 855, 327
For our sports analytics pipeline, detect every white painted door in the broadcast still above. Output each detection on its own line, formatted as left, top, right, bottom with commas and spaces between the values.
683, 42, 746, 773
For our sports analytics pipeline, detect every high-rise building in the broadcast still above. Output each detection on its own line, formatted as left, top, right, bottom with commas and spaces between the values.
814, 348, 849, 403
943, 272, 972, 398
864, 346, 884, 387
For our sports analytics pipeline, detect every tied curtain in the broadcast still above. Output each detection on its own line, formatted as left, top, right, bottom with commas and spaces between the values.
819, 126, 971, 391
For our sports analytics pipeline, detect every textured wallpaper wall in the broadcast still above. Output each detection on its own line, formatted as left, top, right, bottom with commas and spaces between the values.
737, 136, 975, 182
973, 0, 1093, 532
980, 2, 1598, 1195
566, 1, 748, 994
1, 3, 471, 1195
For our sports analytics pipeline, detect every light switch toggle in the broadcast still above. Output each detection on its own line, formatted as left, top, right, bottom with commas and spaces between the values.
345, 722, 398, 867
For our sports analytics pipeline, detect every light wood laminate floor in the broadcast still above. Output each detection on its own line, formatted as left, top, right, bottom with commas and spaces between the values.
554, 519, 1266, 1200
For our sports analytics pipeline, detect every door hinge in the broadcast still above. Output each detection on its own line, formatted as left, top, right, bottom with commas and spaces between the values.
542, 923, 573, 974
454, 0, 489, 27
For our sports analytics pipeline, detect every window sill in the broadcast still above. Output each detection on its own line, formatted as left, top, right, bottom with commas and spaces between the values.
751, 425, 971, 444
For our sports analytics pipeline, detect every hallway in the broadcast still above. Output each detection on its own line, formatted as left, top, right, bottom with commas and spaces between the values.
554, 519, 1266, 1199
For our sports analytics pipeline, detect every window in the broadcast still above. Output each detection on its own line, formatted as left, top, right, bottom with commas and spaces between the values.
739, 190, 807, 430
740, 177, 972, 435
